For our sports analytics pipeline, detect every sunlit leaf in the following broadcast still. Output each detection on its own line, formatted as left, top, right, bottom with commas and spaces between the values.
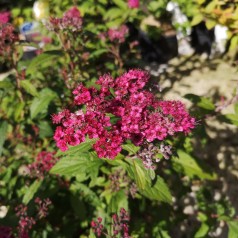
26, 50, 63, 75
140, 176, 172, 204
20, 80, 38, 97
30, 88, 57, 119
23, 179, 42, 205
173, 150, 217, 180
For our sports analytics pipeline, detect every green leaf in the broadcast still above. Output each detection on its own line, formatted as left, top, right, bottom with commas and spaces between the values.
125, 159, 172, 203
56, 138, 96, 156
22, 179, 42, 205
140, 176, 172, 204
112, 0, 127, 10
173, 150, 217, 180
30, 88, 57, 119
50, 153, 103, 177
185, 94, 215, 110
39, 121, 53, 138
205, 19, 216, 30
70, 182, 101, 207
0, 121, 8, 156
109, 190, 128, 214
224, 114, 238, 126
132, 159, 147, 189
148, 1, 161, 11
228, 221, 238, 238
89, 49, 107, 59
104, 7, 123, 20
0, 80, 14, 89
26, 50, 63, 75
205, 1, 217, 13
20, 80, 38, 97
229, 36, 238, 51
191, 14, 203, 26
234, 103, 238, 115
194, 223, 209, 238
14, 101, 25, 121
122, 143, 140, 154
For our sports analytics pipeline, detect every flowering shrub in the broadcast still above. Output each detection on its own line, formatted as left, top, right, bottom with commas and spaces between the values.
52, 69, 195, 160
0, 1, 238, 237
47, 6, 82, 32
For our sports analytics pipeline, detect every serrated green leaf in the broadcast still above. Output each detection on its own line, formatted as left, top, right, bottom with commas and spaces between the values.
30, 88, 56, 119
140, 176, 172, 204
26, 50, 63, 75
23, 179, 42, 205
20, 80, 38, 97
173, 150, 217, 180
0, 121, 8, 156
50, 153, 103, 177
56, 139, 96, 156
228, 221, 238, 238
194, 223, 209, 238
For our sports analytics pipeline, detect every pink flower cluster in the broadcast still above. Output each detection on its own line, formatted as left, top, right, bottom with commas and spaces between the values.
0, 226, 14, 238
128, 0, 140, 9
0, 11, 11, 24
52, 69, 195, 159
0, 23, 19, 58
108, 25, 129, 43
112, 208, 130, 238
47, 6, 82, 32
91, 208, 131, 238
15, 204, 35, 238
28, 151, 58, 178
91, 217, 104, 237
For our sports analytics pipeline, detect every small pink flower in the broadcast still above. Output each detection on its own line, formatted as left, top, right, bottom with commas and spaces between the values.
0, 11, 11, 24
128, 0, 139, 9
108, 25, 128, 43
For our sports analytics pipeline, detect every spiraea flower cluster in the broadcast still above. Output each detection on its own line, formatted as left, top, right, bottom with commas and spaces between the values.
28, 151, 58, 178
52, 69, 195, 159
91, 208, 131, 238
108, 25, 129, 43
47, 6, 82, 32
15, 198, 51, 238
0, 23, 19, 60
